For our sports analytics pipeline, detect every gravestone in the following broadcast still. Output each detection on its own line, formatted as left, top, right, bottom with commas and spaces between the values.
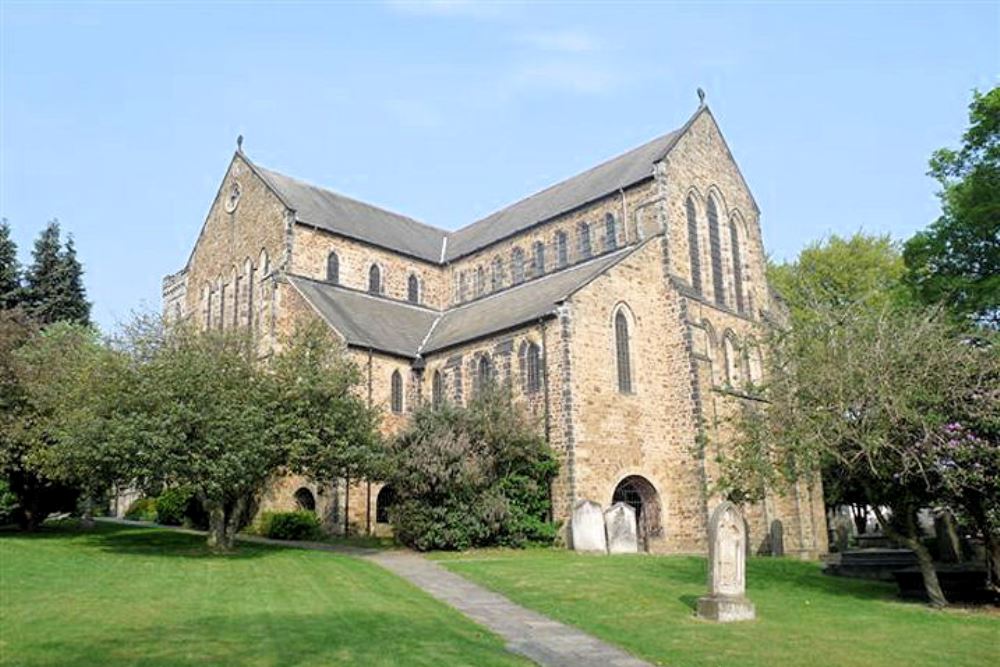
571, 499, 608, 553
833, 516, 851, 553
934, 509, 962, 563
770, 519, 784, 557
697, 501, 756, 622
604, 502, 638, 554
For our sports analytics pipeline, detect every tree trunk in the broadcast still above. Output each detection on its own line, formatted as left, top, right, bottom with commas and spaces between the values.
873, 504, 948, 608
851, 504, 867, 535
204, 495, 247, 552
966, 501, 1000, 593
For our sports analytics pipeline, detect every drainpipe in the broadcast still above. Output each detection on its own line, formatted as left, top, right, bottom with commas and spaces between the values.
540, 317, 554, 523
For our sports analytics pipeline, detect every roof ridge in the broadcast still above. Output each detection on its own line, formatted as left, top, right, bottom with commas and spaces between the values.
286, 273, 441, 313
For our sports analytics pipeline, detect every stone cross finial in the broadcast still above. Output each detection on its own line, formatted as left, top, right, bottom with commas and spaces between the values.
697, 501, 756, 622
237, 134, 244, 152
697, 87, 706, 106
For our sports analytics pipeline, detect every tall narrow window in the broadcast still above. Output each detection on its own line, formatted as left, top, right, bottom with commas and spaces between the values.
511, 248, 526, 284
475, 266, 486, 297
556, 231, 569, 268
532, 241, 545, 277
729, 220, 744, 314
604, 213, 618, 251
686, 196, 702, 293
407, 274, 420, 304
724, 335, 740, 387
219, 281, 227, 330
205, 286, 213, 330
707, 197, 726, 307
390, 370, 403, 413
326, 252, 339, 284
458, 271, 468, 302
578, 222, 592, 260
476, 355, 492, 395
432, 370, 444, 407
523, 343, 542, 394
491, 257, 504, 291
615, 310, 633, 393
233, 274, 241, 328
368, 264, 382, 294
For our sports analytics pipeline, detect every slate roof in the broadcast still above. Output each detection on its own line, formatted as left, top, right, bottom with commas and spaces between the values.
443, 129, 682, 260
247, 108, 701, 265
288, 275, 439, 358
288, 244, 641, 358
255, 166, 448, 263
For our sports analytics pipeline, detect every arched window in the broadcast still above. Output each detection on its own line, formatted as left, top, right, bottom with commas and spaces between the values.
703, 320, 720, 386
376, 486, 396, 524
556, 231, 569, 268
707, 196, 726, 307
729, 219, 744, 314
219, 279, 227, 330
724, 334, 740, 387
746, 339, 764, 386
532, 241, 545, 277
390, 370, 403, 413
491, 257, 504, 291
204, 285, 213, 330
233, 272, 241, 328
475, 354, 492, 396
521, 342, 542, 394
604, 213, 618, 251
511, 248, 526, 285
432, 370, 444, 407
614, 310, 633, 393
407, 274, 420, 304
578, 222, 592, 260
294, 488, 316, 512
368, 264, 382, 294
326, 251, 339, 284
475, 266, 486, 297
245, 259, 254, 328
685, 196, 702, 294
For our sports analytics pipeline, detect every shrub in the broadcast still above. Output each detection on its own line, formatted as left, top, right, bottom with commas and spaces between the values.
124, 497, 157, 522
155, 487, 194, 526
385, 385, 558, 551
0, 480, 18, 525
259, 511, 322, 541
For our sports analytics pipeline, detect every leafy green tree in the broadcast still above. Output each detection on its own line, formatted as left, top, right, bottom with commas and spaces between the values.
0, 219, 21, 309
269, 321, 382, 485
385, 385, 558, 551
904, 87, 1000, 327
718, 303, 998, 607
768, 232, 909, 328
22, 220, 90, 326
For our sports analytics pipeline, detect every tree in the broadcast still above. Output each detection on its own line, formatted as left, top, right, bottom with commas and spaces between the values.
768, 232, 909, 328
904, 87, 1000, 327
0, 315, 100, 530
718, 304, 999, 607
0, 219, 21, 309
385, 385, 558, 551
22, 220, 90, 326
269, 321, 382, 486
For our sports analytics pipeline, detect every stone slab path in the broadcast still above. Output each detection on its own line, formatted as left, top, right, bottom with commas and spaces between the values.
98, 518, 653, 667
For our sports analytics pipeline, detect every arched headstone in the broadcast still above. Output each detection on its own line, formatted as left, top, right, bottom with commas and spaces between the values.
571, 499, 607, 553
605, 502, 638, 554
770, 519, 784, 557
697, 501, 756, 622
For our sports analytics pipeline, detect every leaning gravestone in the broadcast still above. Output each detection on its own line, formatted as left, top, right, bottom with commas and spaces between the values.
770, 519, 784, 557
571, 499, 608, 553
697, 501, 756, 622
605, 502, 638, 554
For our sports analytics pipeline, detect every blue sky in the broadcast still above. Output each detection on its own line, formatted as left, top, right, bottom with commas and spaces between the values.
2, 1, 997, 331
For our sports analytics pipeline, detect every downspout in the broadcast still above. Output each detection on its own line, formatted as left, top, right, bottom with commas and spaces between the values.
540, 316, 554, 523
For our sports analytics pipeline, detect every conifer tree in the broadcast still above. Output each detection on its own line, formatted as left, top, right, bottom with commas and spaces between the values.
0, 219, 20, 309
22, 220, 90, 326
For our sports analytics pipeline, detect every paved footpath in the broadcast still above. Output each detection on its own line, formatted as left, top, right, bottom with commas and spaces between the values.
100, 518, 653, 667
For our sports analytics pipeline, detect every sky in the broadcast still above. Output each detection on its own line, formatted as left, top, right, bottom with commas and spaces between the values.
1, 1, 997, 332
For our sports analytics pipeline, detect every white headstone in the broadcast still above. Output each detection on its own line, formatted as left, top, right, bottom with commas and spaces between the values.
605, 502, 639, 554
571, 499, 607, 553
697, 501, 756, 622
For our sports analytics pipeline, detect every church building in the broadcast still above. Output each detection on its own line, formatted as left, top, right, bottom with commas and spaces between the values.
163, 101, 828, 557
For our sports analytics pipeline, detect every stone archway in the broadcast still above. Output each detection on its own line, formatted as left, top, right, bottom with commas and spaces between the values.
293, 487, 316, 513
612, 475, 662, 551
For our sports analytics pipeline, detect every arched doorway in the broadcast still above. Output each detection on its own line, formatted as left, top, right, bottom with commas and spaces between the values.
294, 487, 316, 513
376, 486, 396, 525
612, 475, 662, 551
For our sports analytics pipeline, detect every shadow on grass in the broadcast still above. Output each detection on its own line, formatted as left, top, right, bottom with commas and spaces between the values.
679, 594, 699, 611
17, 610, 515, 667
1, 520, 273, 560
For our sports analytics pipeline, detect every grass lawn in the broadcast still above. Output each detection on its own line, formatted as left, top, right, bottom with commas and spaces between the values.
434, 549, 999, 667
0, 522, 528, 667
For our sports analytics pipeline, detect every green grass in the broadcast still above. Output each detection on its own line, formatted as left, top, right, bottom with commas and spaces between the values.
0, 522, 528, 667
434, 550, 999, 667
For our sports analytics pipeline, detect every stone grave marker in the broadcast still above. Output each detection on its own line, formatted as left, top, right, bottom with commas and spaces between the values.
571, 499, 608, 553
604, 502, 638, 554
697, 501, 756, 622
770, 519, 784, 557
